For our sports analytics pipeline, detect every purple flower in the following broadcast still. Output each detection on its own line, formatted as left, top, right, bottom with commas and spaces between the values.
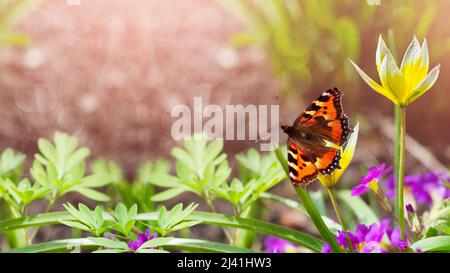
351, 163, 392, 196
388, 227, 408, 251
263, 236, 300, 253
128, 229, 157, 250
322, 219, 408, 253
405, 204, 415, 214
385, 172, 450, 206
321, 243, 332, 253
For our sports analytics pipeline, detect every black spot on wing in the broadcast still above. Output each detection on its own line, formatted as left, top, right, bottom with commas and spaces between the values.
287, 153, 296, 164
317, 95, 330, 102
289, 167, 298, 177
288, 145, 298, 155
301, 113, 313, 120
307, 103, 321, 112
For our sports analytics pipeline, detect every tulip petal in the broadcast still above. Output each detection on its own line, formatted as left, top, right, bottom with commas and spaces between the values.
376, 35, 389, 69
340, 122, 359, 171
419, 39, 429, 74
384, 52, 408, 103
411, 39, 430, 88
405, 64, 440, 105
378, 55, 402, 105
400, 36, 421, 76
349, 59, 399, 105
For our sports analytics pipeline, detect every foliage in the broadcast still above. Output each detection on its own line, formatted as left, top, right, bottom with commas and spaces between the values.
0, 130, 448, 253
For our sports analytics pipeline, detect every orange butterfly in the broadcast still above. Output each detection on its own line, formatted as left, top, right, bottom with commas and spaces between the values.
281, 88, 352, 187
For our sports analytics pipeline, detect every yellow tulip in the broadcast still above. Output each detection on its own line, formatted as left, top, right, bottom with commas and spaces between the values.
350, 35, 440, 107
318, 123, 359, 188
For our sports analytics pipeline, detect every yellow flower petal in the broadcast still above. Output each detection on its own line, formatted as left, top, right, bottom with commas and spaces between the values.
400, 36, 421, 77
376, 35, 389, 69
349, 59, 400, 105
419, 39, 430, 73
401, 38, 429, 93
378, 55, 404, 105
405, 64, 440, 105
384, 52, 408, 103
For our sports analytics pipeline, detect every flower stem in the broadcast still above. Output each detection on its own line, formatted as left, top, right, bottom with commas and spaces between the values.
28, 191, 58, 244
393, 105, 401, 215
327, 187, 354, 253
204, 190, 234, 243
396, 107, 406, 239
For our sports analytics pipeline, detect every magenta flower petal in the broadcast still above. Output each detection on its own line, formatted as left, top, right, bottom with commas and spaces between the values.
127, 229, 157, 251
263, 236, 300, 253
388, 227, 408, 251
323, 219, 408, 253
321, 243, 332, 253
385, 172, 450, 206
353, 164, 392, 196
351, 184, 370, 196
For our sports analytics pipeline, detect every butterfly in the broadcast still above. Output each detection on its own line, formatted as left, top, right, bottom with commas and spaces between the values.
281, 87, 352, 187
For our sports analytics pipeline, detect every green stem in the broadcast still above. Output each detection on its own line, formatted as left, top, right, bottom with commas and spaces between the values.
393, 105, 401, 215
203, 190, 233, 243
28, 191, 58, 243
274, 147, 342, 253
327, 188, 353, 252
396, 107, 406, 239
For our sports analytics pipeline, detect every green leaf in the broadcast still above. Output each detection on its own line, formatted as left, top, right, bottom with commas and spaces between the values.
79, 204, 96, 226
136, 249, 169, 253
138, 237, 174, 249
81, 173, 112, 188
337, 190, 379, 225
37, 139, 57, 166
115, 203, 127, 224
147, 173, 180, 188
66, 148, 90, 172
59, 220, 90, 231
88, 237, 129, 250
203, 139, 224, 164
6, 237, 255, 253
151, 187, 186, 202
74, 187, 111, 202
93, 249, 128, 253
6, 238, 93, 253
170, 220, 202, 232
163, 238, 257, 253
410, 236, 450, 252
435, 224, 450, 235
260, 192, 307, 214
171, 147, 195, 171
260, 192, 340, 234
94, 206, 104, 228
0, 211, 323, 252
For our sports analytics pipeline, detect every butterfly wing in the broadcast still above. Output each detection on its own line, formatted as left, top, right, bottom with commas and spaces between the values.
287, 142, 341, 187
287, 143, 318, 187
296, 87, 351, 146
